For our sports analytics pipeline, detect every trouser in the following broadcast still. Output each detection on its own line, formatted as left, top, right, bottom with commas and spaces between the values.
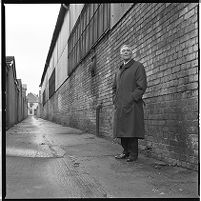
121, 137, 138, 157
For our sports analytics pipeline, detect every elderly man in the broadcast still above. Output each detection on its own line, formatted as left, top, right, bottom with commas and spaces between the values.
112, 44, 147, 162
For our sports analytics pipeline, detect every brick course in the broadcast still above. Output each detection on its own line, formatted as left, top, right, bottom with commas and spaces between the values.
42, 3, 198, 170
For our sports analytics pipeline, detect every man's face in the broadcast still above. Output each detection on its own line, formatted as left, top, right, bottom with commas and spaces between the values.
120, 46, 132, 61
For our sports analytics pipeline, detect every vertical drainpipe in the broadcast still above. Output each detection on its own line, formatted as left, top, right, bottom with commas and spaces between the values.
96, 102, 102, 136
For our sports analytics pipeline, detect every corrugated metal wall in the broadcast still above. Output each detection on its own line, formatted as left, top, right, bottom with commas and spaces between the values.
56, 11, 69, 90
69, 4, 84, 33
6, 58, 28, 129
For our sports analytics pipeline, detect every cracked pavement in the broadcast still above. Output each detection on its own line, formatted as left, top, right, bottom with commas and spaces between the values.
5, 116, 199, 198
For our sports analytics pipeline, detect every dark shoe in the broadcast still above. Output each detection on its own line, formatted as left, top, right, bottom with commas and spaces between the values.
115, 153, 129, 159
126, 156, 137, 162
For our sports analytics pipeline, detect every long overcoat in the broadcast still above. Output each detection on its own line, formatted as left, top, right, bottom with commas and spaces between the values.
112, 59, 147, 138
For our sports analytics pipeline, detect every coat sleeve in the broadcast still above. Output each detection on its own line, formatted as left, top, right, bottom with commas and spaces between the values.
131, 63, 147, 101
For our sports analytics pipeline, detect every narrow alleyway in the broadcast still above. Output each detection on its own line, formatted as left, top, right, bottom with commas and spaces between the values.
6, 116, 198, 198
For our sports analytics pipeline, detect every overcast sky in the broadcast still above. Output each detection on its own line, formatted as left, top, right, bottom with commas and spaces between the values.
5, 4, 61, 95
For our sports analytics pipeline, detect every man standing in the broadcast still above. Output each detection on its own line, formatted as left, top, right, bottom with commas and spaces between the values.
112, 44, 147, 162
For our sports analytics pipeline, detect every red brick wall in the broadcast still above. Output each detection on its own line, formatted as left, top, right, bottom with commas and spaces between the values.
42, 3, 198, 169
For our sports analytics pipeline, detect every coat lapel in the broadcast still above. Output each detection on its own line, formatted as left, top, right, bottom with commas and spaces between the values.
115, 59, 135, 96
119, 59, 135, 78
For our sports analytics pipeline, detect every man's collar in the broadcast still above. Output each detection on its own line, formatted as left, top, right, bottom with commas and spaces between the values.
124, 59, 132, 65
120, 59, 134, 69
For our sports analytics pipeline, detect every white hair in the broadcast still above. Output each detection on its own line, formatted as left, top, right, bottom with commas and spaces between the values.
120, 44, 132, 52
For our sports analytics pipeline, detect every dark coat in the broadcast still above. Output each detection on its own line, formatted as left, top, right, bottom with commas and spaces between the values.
112, 59, 147, 138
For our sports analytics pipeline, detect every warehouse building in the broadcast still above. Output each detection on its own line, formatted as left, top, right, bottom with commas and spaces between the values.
6, 56, 28, 129
27, 92, 39, 116
40, 3, 198, 170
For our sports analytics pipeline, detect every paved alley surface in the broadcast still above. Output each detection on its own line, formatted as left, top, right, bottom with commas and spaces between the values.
6, 116, 199, 198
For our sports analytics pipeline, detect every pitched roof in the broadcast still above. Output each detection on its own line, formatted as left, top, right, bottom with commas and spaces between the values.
6, 56, 15, 64
26, 92, 38, 103
6, 56, 17, 79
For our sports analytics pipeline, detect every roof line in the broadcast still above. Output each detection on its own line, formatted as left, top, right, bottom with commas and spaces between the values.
6, 56, 17, 80
39, 4, 69, 87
